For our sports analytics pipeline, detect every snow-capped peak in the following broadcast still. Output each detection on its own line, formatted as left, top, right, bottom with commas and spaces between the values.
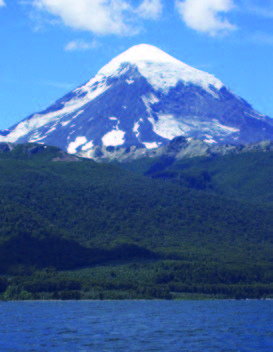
101, 44, 183, 67
1, 43, 269, 153
94, 44, 224, 96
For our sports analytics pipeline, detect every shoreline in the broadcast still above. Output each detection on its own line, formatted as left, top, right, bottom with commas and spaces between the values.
1, 297, 273, 302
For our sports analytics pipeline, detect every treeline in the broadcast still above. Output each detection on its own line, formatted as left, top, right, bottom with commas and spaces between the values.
2, 260, 273, 300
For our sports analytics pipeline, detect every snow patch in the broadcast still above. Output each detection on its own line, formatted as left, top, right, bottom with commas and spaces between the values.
82, 140, 94, 151
29, 134, 46, 143
244, 111, 264, 120
102, 130, 125, 147
71, 110, 84, 120
46, 126, 57, 134
102, 118, 126, 146
142, 93, 160, 105
67, 136, 87, 154
61, 120, 71, 127
204, 139, 217, 144
148, 115, 240, 141
214, 122, 240, 133
126, 79, 134, 84
133, 119, 143, 138
149, 114, 188, 140
143, 142, 160, 149
142, 94, 160, 118
109, 117, 118, 121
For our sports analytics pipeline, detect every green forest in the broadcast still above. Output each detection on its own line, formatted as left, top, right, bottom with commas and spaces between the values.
1, 143, 273, 300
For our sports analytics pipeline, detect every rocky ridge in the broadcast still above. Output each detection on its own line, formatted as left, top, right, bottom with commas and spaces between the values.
77, 137, 273, 162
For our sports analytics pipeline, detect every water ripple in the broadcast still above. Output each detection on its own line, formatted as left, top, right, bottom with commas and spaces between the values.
0, 300, 272, 351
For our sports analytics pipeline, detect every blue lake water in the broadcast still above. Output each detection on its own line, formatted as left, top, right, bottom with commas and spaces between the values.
0, 300, 272, 351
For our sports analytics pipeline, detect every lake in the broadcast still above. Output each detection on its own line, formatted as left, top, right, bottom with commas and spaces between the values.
0, 300, 272, 351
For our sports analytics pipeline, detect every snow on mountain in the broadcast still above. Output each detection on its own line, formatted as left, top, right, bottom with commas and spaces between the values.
97, 44, 224, 96
1, 44, 273, 157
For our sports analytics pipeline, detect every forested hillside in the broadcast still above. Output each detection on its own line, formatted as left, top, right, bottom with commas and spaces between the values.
1, 143, 273, 300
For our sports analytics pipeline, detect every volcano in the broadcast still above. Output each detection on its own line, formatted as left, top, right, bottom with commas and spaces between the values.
1, 44, 273, 156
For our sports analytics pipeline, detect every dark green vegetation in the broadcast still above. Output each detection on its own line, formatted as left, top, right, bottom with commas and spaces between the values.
1, 143, 273, 300
126, 151, 273, 205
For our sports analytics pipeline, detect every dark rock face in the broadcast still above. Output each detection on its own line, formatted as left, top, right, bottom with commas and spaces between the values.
26, 145, 46, 155
0, 143, 12, 153
0, 130, 11, 137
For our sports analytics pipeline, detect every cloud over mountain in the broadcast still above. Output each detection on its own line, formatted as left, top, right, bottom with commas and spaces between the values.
137, 0, 163, 20
34, 0, 132, 35
176, 0, 236, 36
32, 0, 163, 35
20, 0, 240, 37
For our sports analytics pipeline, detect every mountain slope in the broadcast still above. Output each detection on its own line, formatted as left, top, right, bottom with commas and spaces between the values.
1, 44, 273, 156
1, 143, 273, 299
0, 143, 273, 255
120, 139, 273, 207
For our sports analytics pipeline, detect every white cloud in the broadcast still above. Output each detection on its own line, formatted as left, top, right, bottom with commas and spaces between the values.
33, 0, 133, 35
137, 0, 163, 20
176, 0, 236, 36
31, 0, 162, 35
0, 0, 6, 7
65, 39, 99, 51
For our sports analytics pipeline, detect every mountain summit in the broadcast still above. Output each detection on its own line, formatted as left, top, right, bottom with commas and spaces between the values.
1, 44, 273, 156
97, 44, 224, 95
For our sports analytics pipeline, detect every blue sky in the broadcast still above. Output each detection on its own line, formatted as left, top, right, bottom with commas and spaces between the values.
0, 0, 273, 129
